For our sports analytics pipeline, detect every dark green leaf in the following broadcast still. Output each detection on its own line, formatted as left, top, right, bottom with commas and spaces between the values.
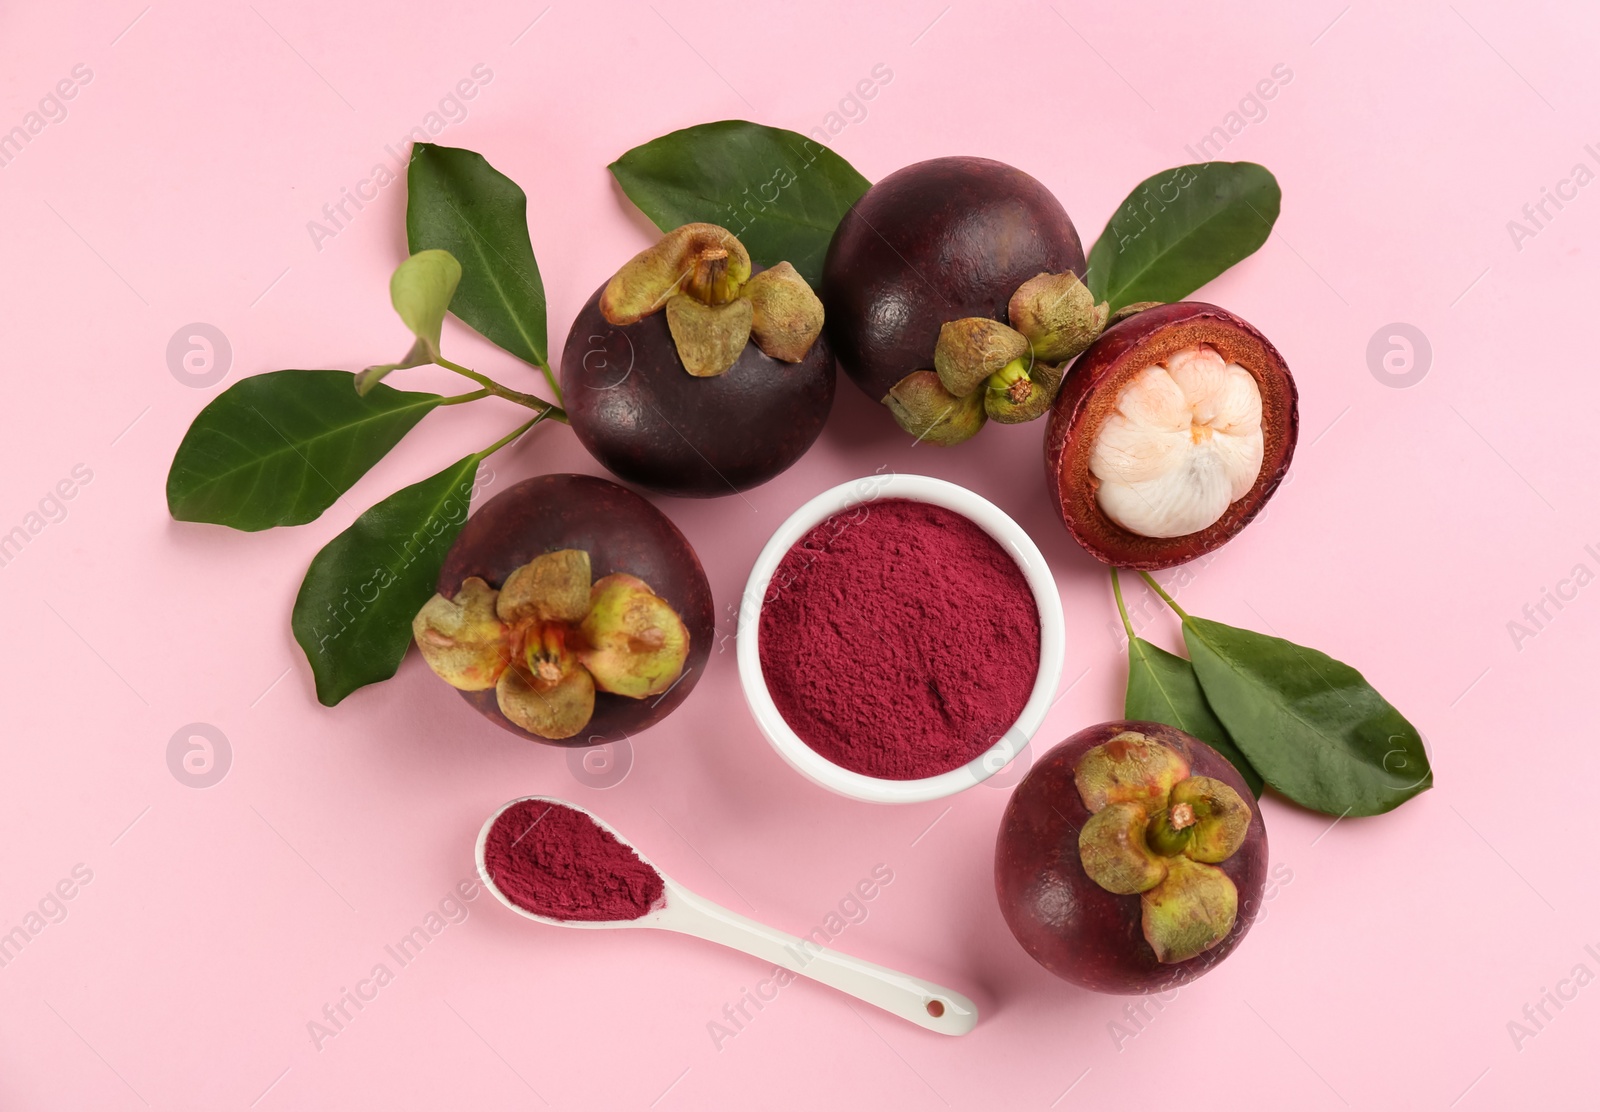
1182, 617, 1431, 816
166, 370, 443, 532
292, 455, 482, 705
609, 120, 870, 288
407, 143, 549, 369
1126, 636, 1263, 797
1086, 162, 1280, 311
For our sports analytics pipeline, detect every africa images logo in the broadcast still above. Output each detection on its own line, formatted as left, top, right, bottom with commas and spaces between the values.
0, 464, 94, 571
0, 64, 92, 171
305, 65, 494, 251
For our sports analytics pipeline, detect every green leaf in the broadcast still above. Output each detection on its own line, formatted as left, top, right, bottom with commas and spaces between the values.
407, 143, 549, 371
291, 454, 482, 705
1086, 162, 1280, 311
609, 120, 870, 288
357, 250, 463, 395
166, 371, 443, 532
390, 248, 461, 358
1126, 636, 1263, 797
1181, 617, 1432, 816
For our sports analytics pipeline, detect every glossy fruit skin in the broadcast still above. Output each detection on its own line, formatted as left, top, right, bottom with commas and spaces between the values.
822, 156, 1086, 403
1044, 302, 1298, 570
435, 474, 714, 747
561, 277, 835, 498
995, 720, 1268, 994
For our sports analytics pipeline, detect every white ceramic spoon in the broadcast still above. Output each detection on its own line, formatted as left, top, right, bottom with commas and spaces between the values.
475, 795, 977, 1036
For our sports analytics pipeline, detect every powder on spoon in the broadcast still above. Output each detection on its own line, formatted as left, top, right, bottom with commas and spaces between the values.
483, 799, 664, 921
758, 498, 1042, 780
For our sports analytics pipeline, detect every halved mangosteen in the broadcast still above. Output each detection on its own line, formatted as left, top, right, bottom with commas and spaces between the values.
1044, 302, 1297, 570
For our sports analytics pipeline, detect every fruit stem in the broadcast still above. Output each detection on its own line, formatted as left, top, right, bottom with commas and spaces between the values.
437, 357, 568, 423
1145, 805, 1194, 856
683, 248, 733, 305
475, 411, 550, 461
988, 357, 1036, 405
1137, 570, 1191, 621
1110, 567, 1137, 641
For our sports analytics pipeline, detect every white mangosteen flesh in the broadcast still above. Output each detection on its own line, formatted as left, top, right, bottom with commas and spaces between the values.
1089, 344, 1264, 539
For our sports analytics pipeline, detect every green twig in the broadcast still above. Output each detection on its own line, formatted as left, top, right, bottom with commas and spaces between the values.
476, 411, 549, 461
439, 388, 491, 406
536, 358, 563, 408
1137, 570, 1190, 621
1110, 567, 1136, 640
437, 357, 567, 423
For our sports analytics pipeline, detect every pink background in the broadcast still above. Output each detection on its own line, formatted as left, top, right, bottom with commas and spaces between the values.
2, 0, 1594, 1107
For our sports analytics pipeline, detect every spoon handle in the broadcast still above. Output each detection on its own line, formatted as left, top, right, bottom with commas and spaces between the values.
659, 881, 977, 1035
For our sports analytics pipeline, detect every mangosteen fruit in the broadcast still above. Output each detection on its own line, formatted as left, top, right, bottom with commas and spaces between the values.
822, 157, 1098, 444
1044, 302, 1297, 570
562, 223, 835, 497
995, 720, 1268, 994
412, 473, 714, 747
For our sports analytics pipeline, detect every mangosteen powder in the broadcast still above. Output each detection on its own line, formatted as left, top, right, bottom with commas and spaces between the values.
484, 800, 664, 921
757, 499, 1041, 779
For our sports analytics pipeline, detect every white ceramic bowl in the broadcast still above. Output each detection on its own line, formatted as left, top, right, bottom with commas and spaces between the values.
737, 473, 1065, 804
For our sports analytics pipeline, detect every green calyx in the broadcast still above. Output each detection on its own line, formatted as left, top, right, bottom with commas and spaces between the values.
600, 223, 823, 377
1079, 802, 1168, 894
883, 268, 1107, 445
1007, 271, 1108, 363
883, 370, 988, 446
934, 318, 1029, 396
1107, 300, 1166, 326
1074, 731, 1252, 964
1142, 856, 1238, 964
412, 550, 691, 740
